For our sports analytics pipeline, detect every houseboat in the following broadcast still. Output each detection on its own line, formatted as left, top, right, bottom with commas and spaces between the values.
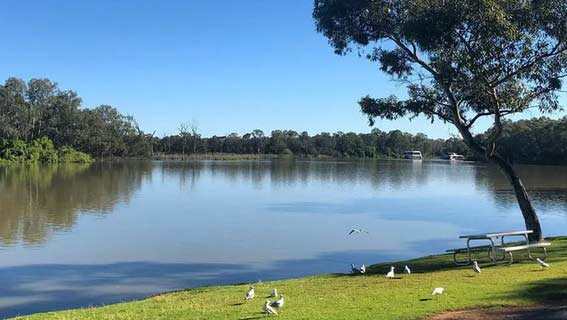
444, 153, 465, 161
403, 151, 423, 160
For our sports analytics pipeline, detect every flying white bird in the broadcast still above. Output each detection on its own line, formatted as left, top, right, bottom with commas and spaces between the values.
432, 287, 445, 296
263, 300, 278, 315
473, 261, 482, 274
270, 288, 278, 298
348, 227, 368, 236
536, 258, 550, 269
404, 265, 411, 274
386, 266, 395, 278
245, 286, 255, 300
271, 295, 285, 309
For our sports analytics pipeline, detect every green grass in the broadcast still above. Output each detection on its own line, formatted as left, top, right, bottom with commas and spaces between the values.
15, 237, 567, 320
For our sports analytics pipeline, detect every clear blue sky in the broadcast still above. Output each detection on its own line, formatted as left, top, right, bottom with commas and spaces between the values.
0, 1, 563, 138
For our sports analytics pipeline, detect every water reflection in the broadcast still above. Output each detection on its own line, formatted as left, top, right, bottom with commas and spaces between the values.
0, 161, 567, 245
0, 162, 152, 246
0, 160, 566, 317
2, 160, 567, 247
474, 164, 567, 212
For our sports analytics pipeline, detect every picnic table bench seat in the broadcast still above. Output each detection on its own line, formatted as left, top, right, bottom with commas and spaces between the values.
450, 230, 551, 265
496, 241, 551, 263
446, 245, 495, 265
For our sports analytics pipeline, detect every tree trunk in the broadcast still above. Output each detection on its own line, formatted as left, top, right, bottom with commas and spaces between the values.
489, 153, 543, 242
451, 120, 543, 243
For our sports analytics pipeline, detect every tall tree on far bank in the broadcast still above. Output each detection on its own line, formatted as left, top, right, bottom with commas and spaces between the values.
314, 0, 567, 241
178, 120, 200, 155
178, 122, 191, 156
189, 120, 200, 154
251, 129, 265, 154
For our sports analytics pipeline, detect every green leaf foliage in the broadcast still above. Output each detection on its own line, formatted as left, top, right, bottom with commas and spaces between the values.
0, 137, 92, 164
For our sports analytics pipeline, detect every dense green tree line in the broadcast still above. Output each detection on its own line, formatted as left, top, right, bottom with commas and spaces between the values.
2, 77, 566, 165
0, 78, 153, 161
496, 117, 567, 165
155, 118, 567, 164
154, 128, 472, 159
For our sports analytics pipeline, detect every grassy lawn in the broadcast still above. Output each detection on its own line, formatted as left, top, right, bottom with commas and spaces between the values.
15, 237, 567, 320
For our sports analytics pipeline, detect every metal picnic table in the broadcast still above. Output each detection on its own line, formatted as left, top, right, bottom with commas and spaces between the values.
455, 230, 533, 265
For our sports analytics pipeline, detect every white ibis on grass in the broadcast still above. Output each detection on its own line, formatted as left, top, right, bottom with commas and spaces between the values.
271, 295, 285, 309
245, 286, 255, 300
536, 258, 550, 269
473, 261, 481, 274
263, 300, 278, 315
404, 265, 411, 274
386, 266, 395, 278
432, 287, 445, 295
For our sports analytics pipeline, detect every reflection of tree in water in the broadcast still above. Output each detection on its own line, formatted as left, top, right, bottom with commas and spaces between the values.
169, 160, 567, 214
474, 164, 567, 212
266, 160, 434, 190
159, 161, 204, 191
176, 159, 436, 190
0, 162, 152, 246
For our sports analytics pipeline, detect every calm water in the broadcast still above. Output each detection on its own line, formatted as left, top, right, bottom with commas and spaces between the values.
1, 160, 567, 317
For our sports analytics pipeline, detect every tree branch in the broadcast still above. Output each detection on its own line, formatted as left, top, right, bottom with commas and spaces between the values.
388, 36, 440, 78
492, 42, 567, 87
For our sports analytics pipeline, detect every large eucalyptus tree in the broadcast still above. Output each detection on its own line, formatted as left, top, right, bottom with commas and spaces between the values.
314, 0, 567, 241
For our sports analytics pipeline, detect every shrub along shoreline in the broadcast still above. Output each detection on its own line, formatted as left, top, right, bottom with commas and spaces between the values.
14, 237, 567, 320
0, 137, 92, 165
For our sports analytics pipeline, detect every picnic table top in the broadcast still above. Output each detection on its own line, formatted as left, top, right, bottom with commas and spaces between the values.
459, 230, 533, 239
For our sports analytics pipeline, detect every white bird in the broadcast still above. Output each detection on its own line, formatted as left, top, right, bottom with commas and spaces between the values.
270, 295, 285, 309
404, 265, 411, 274
536, 258, 550, 269
263, 300, 278, 315
351, 264, 366, 274
432, 287, 445, 296
348, 227, 368, 236
245, 286, 255, 300
386, 266, 395, 278
270, 288, 278, 298
351, 264, 358, 274
473, 260, 482, 274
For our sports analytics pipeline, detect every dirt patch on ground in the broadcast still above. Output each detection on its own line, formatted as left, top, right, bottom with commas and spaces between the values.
427, 305, 567, 320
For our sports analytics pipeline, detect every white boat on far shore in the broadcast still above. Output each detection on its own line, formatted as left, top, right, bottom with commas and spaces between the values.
403, 151, 423, 160
444, 153, 465, 161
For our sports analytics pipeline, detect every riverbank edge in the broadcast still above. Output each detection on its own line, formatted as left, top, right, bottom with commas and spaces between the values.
151, 153, 456, 161
14, 236, 567, 320
106, 152, 464, 162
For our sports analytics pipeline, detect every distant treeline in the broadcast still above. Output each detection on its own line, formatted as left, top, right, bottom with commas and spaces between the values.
1, 77, 566, 165
495, 117, 567, 165
153, 119, 567, 165
155, 129, 471, 160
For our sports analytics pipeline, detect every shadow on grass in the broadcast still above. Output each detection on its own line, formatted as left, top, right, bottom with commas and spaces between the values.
239, 312, 268, 320
504, 277, 567, 305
